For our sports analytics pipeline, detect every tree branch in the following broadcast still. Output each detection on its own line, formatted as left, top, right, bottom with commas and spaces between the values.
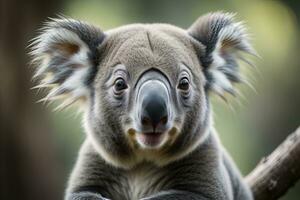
245, 126, 300, 200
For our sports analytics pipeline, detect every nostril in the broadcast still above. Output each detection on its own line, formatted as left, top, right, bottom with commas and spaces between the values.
160, 115, 168, 125
141, 116, 151, 126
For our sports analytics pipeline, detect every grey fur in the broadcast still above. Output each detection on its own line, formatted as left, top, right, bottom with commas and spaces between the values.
31, 12, 254, 200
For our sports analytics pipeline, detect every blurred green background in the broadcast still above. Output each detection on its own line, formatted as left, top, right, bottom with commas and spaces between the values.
1, 0, 299, 199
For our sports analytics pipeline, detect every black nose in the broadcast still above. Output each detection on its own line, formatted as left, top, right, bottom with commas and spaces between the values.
139, 81, 169, 131
141, 93, 168, 128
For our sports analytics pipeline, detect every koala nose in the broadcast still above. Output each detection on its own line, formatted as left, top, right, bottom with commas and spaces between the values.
141, 93, 168, 129
139, 80, 169, 131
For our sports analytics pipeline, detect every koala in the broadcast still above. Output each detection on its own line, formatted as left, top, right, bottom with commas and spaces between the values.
31, 12, 255, 200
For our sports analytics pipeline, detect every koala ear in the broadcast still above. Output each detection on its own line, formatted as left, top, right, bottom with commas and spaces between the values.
30, 18, 105, 109
188, 12, 256, 98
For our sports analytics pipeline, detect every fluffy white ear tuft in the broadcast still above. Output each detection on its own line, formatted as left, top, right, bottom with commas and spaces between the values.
30, 18, 105, 109
188, 12, 257, 99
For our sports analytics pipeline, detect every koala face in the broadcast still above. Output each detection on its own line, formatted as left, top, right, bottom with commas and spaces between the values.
87, 25, 210, 167
31, 13, 255, 168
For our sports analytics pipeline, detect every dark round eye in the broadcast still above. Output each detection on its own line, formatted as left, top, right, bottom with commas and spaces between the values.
114, 78, 128, 92
178, 77, 190, 91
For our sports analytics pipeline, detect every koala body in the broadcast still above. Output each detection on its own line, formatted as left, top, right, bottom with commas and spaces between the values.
31, 12, 255, 200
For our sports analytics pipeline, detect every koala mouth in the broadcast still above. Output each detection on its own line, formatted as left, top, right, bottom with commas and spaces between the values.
137, 132, 164, 147
126, 126, 179, 150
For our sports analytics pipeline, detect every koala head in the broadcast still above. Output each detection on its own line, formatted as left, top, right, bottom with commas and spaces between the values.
31, 12, 255, 168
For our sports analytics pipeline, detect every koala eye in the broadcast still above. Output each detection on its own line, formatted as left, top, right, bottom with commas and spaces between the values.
114, 78, 128, 93
178, 77, 190, 91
